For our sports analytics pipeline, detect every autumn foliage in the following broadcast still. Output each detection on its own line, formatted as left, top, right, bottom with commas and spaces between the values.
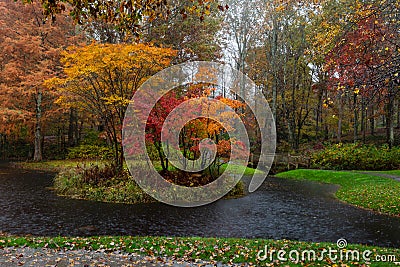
1, 0, 399, 165
46, 43, 177, 168
136, 82, 249, 183
0, 0, 80, 160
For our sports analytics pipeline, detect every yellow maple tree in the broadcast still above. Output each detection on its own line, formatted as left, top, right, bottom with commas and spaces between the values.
45, 42, 176, 169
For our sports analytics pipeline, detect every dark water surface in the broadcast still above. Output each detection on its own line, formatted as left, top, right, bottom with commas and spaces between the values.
0, 164, 399, 248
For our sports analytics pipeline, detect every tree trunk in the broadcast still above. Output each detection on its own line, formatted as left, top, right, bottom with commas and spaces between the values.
353, 93, 358, 143
386, 88, 395, 148
397, 98, 400, 129
360, 96, 366, 143
337, 93, 343, 142
369, 104, 375, 135
270, 17, 279, 121
112, 130, 123, 172
324, 124, 329, 140
155, 141, 166, 171
33, 89, 43, 162
0, 134, 5, 160
68, 108, 79, 147
315, 86, 323, 137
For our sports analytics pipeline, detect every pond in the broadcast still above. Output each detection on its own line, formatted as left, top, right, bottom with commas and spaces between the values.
0, 163, 399, 248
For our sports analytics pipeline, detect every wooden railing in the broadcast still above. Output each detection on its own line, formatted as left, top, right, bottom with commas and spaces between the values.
273, 153, 311, 169
251, 153, 311, 171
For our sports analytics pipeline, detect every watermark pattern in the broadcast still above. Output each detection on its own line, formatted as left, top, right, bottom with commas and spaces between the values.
122, 61, 276, 207
256, 238, 398, 265
336, 238, 347, 249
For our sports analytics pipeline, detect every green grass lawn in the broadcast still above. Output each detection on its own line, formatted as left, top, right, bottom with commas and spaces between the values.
362, 170, 400, 176
0, 235, 398, 266
218, 163, 264, 176
275, 169, 400, 217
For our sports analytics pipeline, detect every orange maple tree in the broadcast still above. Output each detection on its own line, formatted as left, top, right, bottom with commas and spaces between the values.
0, 0, 80, 160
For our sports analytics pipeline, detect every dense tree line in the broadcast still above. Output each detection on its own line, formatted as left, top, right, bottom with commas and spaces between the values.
0, 0, 398, 163
231, 0, 399, 150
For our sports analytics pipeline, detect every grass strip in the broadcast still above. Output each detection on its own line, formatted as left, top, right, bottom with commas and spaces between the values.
15, 160, 105, 172
275, 169, 400, 217
0, 236, 398, 266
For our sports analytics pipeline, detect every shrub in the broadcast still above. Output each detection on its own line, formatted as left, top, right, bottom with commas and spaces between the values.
80, 129, 107, 146
225, 180, 244, 198
78, 163, 118, 185
146, 144, 160, 160
67, 144, 114, 160
311, 143, 400, 170
53, 168, 84, 196
53, 163, 155, 204
66, 129, 114, 160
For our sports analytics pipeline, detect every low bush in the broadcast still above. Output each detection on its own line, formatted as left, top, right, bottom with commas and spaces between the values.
312, 143, 400, 170
146, 144, 160, 160
66, 129, 114, 160
79, 163, 117, 185
54, 163, 155, 204
67, 144, 114, 160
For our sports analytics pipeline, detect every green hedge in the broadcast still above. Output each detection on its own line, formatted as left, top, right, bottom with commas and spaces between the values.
312, 143, 400, 170
67, 144, 114, 160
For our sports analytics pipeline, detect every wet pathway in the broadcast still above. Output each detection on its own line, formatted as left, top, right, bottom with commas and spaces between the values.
358, 171, 400, 182
0, 164, 399, 248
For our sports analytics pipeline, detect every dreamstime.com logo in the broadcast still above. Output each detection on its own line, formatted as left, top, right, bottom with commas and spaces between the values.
257, 238, 399, 265
122, 61, 276, 207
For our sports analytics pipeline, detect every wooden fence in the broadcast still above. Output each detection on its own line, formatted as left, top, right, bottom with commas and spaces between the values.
251, 153, 311, 171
